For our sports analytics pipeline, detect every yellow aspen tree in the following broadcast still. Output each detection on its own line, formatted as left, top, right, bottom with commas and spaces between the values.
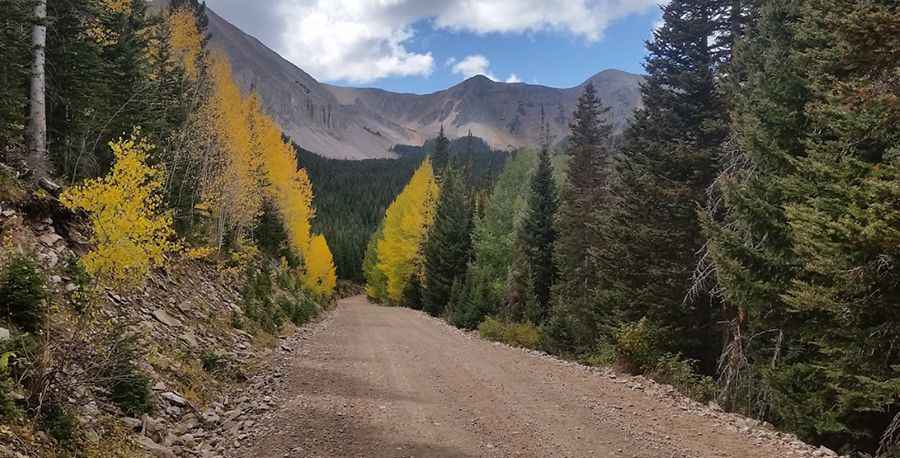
304, 234, 337, 299
166, 6, 202, 80
247, 94, 315, 259
203, 52, 264, 245
374, 159, 440, 302
188, 52, 321, 276
60, 131, 179, 287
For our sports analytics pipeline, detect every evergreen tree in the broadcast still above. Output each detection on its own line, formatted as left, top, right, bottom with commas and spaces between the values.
453, 149, 539, 327
705, 0, 900, 451
422, 166, 473, 316
585, 0, 734, 370
514, 143, 558, 324
363, 223, 388, 301
431, 126, 450, 177
548, 82, 612, 351
0, 0, 31, 158
700, 0, 810, 414
401, 269, 424, 310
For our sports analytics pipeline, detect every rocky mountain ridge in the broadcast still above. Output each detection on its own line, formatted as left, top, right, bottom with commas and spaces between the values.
206, 10, 644, 159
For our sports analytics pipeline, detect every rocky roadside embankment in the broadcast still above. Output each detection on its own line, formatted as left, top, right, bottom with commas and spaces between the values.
0, 201, 336, 458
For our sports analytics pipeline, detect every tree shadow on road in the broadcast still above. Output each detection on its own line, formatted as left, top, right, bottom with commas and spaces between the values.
235, 404, 480, 458
283, 365, 422, 404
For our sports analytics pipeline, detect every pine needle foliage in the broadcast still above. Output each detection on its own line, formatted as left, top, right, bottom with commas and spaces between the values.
422, 165, 473, 317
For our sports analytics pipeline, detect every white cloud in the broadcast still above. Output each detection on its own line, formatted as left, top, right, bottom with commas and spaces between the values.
450, 54, 523, 84
207, 0, 661, 83
452, 54, 493, 79
435, 0, 660, 42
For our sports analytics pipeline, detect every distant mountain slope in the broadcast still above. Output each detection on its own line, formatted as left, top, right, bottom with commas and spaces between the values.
326, 70, 643, 152
207, 9, 643, 159
207, 10, 416, 159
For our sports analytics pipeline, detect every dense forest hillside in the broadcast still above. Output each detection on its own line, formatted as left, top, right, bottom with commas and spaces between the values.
299, 135, 507, 281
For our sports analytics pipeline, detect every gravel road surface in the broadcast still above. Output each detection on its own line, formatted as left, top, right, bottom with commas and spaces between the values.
236, 295, 826, 458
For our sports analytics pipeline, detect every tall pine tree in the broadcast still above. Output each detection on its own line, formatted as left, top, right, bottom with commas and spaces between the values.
452, 149, 539, 328
0, 0, 31, 155
422, 165, 473, 317
592, 0, 732, 369
548, 82, 612, 352
432, 126, 450, 177
699, 0, 810, 415
511, 137, 558, 324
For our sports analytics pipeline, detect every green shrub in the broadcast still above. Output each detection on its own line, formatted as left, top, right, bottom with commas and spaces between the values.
614, 318, 662, 373
230, 310, 244, 330
478, 317, 506, 342
0, 354, 21, 420
42, 404, 76, 446
478, 318, 543, 350
110, 371, 153, 417
0, 254, 47, 333
102, 336, 153, 416
0, 377, 19, 420
200, 351, 227, 374
580, 343, 617, 367
650, 354, 717, 403
277, 292, 319, 326
64, 256, 95, 313
505, 322, 542, 349
0, 168, 27, 205
242, 266, 286, 334
0, 335, 37, 420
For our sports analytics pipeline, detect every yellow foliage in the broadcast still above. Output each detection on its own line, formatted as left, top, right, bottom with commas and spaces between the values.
374, 159, 440, 302
61, 131, 178, 287
167, 7, 203, 80
185, 246, 215, 260
247, 95, 315, 258
303, 234, 337, 299
86, 0, 133, 45
101, 0, 132, 14
201, 53, 265, 241
191, 52, 325, 288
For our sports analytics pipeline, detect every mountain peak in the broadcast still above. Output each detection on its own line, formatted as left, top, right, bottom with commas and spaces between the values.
461, 74, 494, 85
582, 69, 644, 87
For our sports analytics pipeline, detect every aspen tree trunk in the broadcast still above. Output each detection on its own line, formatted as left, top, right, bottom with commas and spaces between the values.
27, 0, 49, 181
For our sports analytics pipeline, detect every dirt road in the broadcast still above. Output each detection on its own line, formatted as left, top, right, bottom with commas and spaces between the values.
235, 295, 821, 458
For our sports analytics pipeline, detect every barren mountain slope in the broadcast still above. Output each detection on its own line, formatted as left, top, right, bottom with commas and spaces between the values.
206, 9, 643, 159
206, 9, 417, 159
327, 70, 644, 151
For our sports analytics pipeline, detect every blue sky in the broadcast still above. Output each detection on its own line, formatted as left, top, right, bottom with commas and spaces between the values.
206, 0, 663, 94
